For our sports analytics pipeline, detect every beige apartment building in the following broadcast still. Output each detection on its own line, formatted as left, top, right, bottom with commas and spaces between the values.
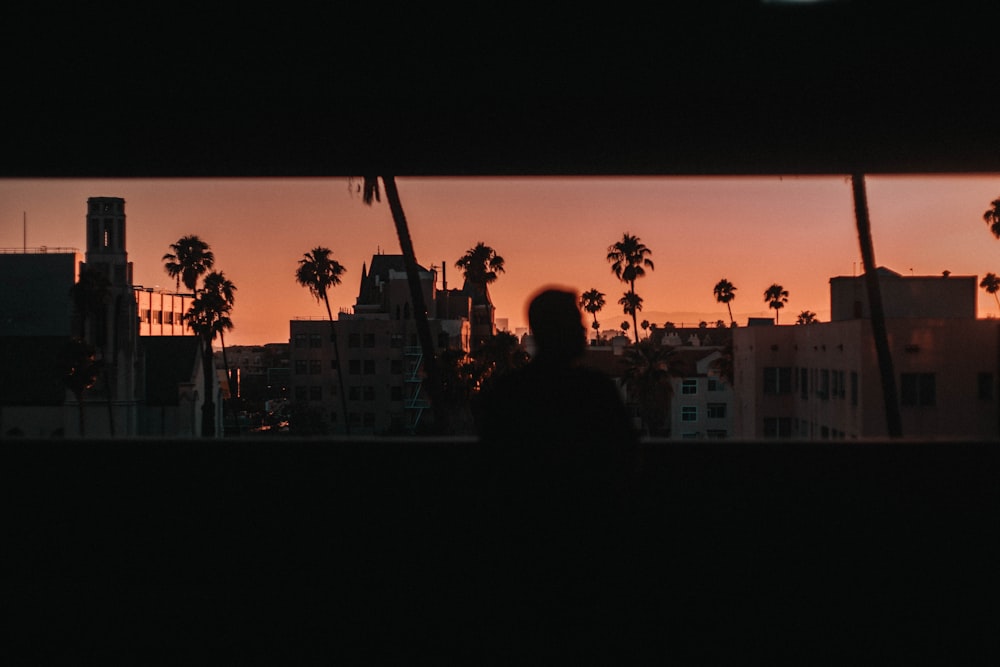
734, 268, 999, 439
289, 254, 473, 435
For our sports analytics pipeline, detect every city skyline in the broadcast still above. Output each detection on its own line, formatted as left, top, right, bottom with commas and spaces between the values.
2, 174, 998, 347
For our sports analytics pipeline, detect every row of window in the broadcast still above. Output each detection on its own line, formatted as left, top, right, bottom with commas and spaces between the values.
679, 378, 727, 395
293, 332, 421, 349
140, 309, 180, 325
763, 417, 851, 439
293, 331, 453, 350
763, 365, 856, 405
293, 385, 410, 402
680, 403, 728, 422
766, 367, 994, 407
293, 359, 410, 375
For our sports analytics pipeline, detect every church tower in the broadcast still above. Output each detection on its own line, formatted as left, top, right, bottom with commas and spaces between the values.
85, 196, 132, 286
79, 196, 139, 434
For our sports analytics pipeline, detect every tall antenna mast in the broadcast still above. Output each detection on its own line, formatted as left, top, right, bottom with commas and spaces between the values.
23, 211, 26, 252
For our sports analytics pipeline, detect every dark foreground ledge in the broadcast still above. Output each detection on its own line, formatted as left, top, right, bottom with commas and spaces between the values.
6, 438, 998, 662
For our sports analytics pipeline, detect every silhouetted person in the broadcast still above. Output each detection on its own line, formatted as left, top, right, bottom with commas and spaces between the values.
476, 287, 637, 462
472, 288, 640, 631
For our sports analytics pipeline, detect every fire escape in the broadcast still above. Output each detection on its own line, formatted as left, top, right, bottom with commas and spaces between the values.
403, 346, 430, 431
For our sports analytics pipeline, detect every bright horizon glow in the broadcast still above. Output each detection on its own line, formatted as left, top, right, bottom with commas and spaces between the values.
2, 175, 998, 347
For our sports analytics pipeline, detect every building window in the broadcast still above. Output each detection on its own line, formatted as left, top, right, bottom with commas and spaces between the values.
707, 403, 727, 419
850, 372, 858, 406
681, 379, 697, 395
706, 429, 727, 439
363, 359, 376, 375
349, 359, 361, 375
294, 333, 307, 348
363, 412, 376, 427
348, 387, 361, 401
978, 372, 994, 400
294, 360, 307, 375
819, 369, 830, 400
309, 359, 322, 375
309, 386, 322, 401
390, 386, 403, 401
330, 359, 339, 370
763, 367, 792, 394
800, 367, 809, 399
763, 417, 792, 438
707, 378, 722, 392
348, 333, 361, 348
364, 333, 376, 348
681, 406, 697, 422
309, 333, 322, 348
391, 359, 403, 374
295, 386, 308, 401
900, 373, 936, 407
390, 334, 403, 348
363, 386, 375, 401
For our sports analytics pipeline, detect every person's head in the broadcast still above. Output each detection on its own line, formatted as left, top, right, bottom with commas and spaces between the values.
527, 288, 586, 362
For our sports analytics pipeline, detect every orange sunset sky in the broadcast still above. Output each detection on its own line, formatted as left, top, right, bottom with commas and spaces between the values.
2, 175, 999, 347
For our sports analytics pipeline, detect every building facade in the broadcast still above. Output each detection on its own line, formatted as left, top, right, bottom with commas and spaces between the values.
733, 269, 999, 439
289, 254, 471, 435
0, 197, 217, 437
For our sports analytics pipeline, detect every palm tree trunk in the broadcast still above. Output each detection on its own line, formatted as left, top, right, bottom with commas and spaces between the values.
629, 280, 640, 344
726, 302, 734, 326
382, 176, 446, 431
322, 294, 351, 435
201, 335, 216, 437
852, 173, 902, 437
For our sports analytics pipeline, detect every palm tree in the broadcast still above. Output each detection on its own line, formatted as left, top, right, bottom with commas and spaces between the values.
984, 198, 1000, 239
713, 279, 737, 326
764, 284, 789, 324
621, 321, 630, 335
981, 272, 1000, 312
295, 247, 350, 435
618, 291, 643, 342
59, 337, 101, 437
359, 176, 445, 432
796, 310, 819, 325
455, 242, 505, 295
202, 271, 238, 433
641, 319, 650, 339
183, 291, 230, 437
852, 173, 902, 437
471, 331, 530, 392
69, 267, 115, 435
163, 235, 215, 292
69, 267, 110, 340
620, 338, 678, 436
607, 233, 654, 342
579, 288, 606, 337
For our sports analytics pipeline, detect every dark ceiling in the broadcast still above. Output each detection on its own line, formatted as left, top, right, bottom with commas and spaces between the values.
5, 2, 998, 177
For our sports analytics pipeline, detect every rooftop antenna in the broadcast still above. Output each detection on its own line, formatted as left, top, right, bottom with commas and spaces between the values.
23, 211, 26, 252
